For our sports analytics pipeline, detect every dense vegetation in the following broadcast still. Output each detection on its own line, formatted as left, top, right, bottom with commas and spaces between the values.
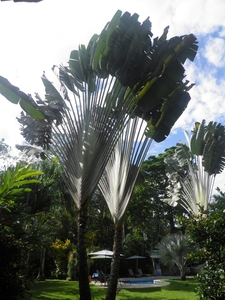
1, 128, 225, 300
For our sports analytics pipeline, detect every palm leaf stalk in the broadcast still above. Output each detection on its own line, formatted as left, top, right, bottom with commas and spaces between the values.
0, 10, 198, 299
98, 118, 152, 300
164, 120, 225, 216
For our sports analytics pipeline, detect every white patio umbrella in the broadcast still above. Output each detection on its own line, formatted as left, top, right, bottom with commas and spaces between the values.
89, 249, 124, 257
89, 249, 114, 257
89, 249, 124, 274
89, 250, 114, 274
90, 255, 112, 259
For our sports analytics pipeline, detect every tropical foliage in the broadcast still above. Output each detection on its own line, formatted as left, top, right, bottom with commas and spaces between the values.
0, 164, 43, 299
187, 211, 225, 299
156, 233, 196, 280
0, 164, 42, 218
126, 148, 186, 253
164, 120, 225, 215
0, 10, 198, 300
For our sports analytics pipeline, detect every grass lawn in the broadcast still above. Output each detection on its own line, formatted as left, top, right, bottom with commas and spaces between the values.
28, 278, 198, 300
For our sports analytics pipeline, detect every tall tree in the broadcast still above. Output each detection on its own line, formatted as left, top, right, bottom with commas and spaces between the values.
164, 120, 225, 216
98, 118, 151, 300
0, 10, 197, 299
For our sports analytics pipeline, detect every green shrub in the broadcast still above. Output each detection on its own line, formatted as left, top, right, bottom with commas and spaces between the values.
0, 230, 31, 299
195, 264, 225, 300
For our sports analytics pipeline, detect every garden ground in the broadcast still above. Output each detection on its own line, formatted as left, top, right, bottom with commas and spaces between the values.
28, 278, 198, 299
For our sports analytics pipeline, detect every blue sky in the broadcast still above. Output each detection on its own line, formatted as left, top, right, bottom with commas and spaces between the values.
0, 0, 225, 190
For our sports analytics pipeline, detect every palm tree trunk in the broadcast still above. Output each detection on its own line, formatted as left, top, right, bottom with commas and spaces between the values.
77, 206, 92, 300
105, 226, 123, 300
180, 269, 186, 281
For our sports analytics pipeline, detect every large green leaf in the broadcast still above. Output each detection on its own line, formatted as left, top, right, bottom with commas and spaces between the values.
144, 83, 193, 142
133, 34, 198, 142
190, 121, 206, 155
89, 11, 198, 142
202, 121, 225, 175
92, 10, 122, 72
0, 76, 45, 119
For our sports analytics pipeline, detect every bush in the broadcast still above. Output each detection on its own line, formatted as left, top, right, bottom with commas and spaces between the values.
0, 230, 31, 299
186, 212, 225, 300
195, 264, 225, 300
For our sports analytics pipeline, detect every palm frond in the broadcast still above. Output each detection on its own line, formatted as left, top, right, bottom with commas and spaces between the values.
156, 234, 194, 273
164, 119, 225, 215
98, 118, 152, 227
0, 76, 44, 119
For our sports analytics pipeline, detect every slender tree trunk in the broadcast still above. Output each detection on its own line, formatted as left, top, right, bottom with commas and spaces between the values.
168, 214, 176, 234
77, 206, 92, 300
180, 268, 186, 281
105, 226, 123, 300
36, 246, 46, 281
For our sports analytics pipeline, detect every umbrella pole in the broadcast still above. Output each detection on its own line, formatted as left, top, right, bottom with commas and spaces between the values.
105, 258, 106, 275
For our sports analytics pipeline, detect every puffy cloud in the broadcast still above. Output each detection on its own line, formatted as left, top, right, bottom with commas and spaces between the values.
204, 37, 225, 67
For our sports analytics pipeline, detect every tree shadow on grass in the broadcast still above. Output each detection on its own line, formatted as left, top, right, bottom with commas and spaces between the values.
29, 280, 80, 300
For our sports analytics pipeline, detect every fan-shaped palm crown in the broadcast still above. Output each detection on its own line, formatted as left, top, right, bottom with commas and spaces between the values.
164, 120, 225, 215
98, 118, 152, 227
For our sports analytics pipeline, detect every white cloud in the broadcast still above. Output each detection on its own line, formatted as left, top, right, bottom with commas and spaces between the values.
204, 37, 225, 67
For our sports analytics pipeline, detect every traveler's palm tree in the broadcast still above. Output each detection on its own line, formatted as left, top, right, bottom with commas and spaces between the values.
98, 118, 151, 300
0, 10, 197, 300
164, 120, 225, 215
